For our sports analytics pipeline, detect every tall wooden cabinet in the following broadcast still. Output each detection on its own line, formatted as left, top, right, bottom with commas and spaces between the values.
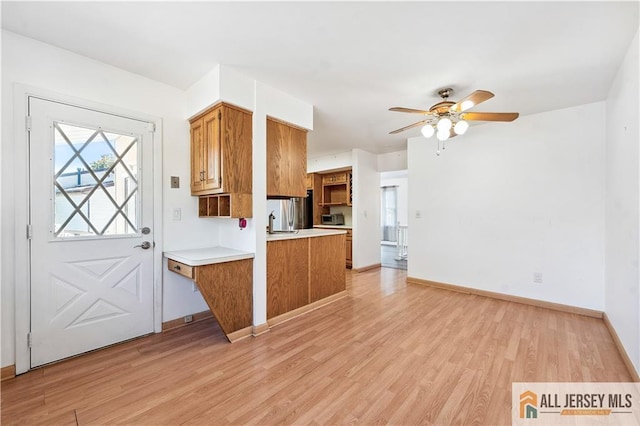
190, 103, 253, 217
266, 118, 308, 198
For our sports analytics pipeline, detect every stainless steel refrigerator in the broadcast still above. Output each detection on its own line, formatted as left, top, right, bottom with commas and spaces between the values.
266, 190, 313, 231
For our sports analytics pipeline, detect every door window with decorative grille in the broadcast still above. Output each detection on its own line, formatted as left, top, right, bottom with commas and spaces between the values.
53, 122, 139, 238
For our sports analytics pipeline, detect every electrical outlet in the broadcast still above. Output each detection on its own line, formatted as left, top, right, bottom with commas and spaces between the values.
184, 315, 193, 323
533, 272, 543, 284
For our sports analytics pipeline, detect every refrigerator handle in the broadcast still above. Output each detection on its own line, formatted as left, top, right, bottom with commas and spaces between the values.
288, 199, 295, 230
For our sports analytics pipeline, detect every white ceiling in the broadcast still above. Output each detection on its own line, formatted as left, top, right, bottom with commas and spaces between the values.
2, 2, 638, 158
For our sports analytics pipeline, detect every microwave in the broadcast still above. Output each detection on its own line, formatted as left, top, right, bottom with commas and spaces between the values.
322, 213, 344, 225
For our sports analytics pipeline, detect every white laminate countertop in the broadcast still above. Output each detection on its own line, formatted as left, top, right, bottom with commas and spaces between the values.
266, 228, 346, 241
164, 246, 255, 267
313, 225, 353, 230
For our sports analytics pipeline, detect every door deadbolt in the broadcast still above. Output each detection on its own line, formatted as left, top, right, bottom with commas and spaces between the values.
134, 241, 151, 249
141, 227, 151, 235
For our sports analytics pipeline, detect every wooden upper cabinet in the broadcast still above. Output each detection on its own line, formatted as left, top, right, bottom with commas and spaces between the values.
190, 103, 252, 196
320, 169, 352, 206
266, 118, 308, 198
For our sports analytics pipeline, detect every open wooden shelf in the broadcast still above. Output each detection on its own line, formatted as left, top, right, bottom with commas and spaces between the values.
198, 193, 252, 218
320, 170, 352, 206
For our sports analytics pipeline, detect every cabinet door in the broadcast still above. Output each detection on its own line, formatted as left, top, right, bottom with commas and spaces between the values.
190, 117, 204, 194
266, 119, 307, 198
288, 125, 308, 197
202, 108, 222, 192
221, 105, 253, 194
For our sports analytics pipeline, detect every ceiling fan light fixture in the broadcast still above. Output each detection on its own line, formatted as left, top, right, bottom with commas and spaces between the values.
436, 129, 450, 141
454, 120, 469, 135
436, 117, 452, 132
421, 124, 435, 138
388, 89, 519, 150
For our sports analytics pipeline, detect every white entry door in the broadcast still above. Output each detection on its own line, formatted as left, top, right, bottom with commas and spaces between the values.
29, 97, 155, 368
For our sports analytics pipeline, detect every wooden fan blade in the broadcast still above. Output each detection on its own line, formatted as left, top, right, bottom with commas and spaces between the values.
449, 90, 495, 113
389, 119, 433, 134
461, 112, 519, 122
389, 107, 433, 115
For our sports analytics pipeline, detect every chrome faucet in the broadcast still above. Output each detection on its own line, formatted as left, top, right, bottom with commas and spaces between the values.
268, 211, 275, 234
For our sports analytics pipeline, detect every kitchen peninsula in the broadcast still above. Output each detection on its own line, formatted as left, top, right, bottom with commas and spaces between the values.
267, 228, 347, 325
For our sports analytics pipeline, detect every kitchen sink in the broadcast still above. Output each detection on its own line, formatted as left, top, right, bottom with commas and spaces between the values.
268, 230, 299, 234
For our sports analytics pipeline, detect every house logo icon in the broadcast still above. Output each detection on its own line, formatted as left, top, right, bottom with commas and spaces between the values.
520, 390, 538, 419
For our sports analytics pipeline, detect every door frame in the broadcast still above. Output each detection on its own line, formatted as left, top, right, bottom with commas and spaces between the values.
13, 84, 164, 374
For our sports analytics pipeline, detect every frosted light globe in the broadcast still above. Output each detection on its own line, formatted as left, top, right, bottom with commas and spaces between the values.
454, 120, 469, 135
436, 130, 450, 141
421, 124, 435, 138
436, 117, 452, 132
461, 100, 474, 111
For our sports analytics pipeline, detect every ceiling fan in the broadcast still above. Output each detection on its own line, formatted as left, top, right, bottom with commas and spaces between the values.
389, 88, 519, 140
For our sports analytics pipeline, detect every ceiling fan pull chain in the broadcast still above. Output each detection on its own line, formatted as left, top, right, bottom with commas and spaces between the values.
436, 139, 441, 156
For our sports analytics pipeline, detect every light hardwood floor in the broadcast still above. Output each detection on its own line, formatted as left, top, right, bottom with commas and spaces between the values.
1, 268, 632, 425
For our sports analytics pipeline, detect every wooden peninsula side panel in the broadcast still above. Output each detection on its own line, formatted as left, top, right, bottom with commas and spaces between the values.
267, 238, 309, 319
194, 259, 253, 339
310, 234, 346, 302
267, 232, 347, 325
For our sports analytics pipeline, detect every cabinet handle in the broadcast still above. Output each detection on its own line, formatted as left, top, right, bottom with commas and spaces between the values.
200, 171, 205, 181
174, 265, 181, 271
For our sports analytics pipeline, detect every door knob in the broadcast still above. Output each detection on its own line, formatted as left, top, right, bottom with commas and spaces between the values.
134, 241, 151, 249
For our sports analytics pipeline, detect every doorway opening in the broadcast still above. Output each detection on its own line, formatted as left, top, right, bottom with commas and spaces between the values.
380, 170, 408, 270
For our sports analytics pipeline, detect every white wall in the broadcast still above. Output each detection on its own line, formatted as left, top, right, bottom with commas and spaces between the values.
352, 149, 381, 269
380, 174, 409, 227
378, 150, 407, 172
1, 31, 215, 367
184, 65, 221, 119
605, 29, 639, 373
307, 151, 352, 173
408, 101, 606, 311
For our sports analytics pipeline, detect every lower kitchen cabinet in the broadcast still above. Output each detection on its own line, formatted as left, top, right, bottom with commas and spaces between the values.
345, 233, 352, 268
